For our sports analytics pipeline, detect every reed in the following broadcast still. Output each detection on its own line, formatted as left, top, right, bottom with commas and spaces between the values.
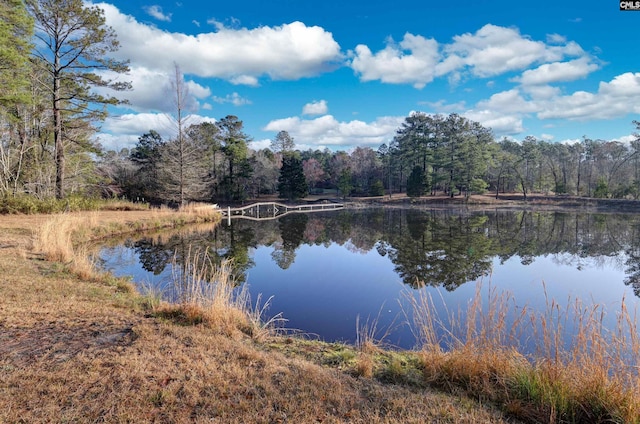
407, 283, 640, 423
158, 248, 285, 339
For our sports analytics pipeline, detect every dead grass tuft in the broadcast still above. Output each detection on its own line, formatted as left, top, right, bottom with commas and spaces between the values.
154, 249, 285, 340
408, 283, 640, 423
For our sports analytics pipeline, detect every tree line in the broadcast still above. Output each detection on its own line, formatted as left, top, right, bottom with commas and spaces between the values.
2, 0, 640, 205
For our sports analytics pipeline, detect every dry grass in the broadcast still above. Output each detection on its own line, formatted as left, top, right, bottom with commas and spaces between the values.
406, 283, 640, 423
154, 249, 285, 341
0, 211, 515, 423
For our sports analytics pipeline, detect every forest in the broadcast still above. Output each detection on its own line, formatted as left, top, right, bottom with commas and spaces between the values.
2, 0, 640, 207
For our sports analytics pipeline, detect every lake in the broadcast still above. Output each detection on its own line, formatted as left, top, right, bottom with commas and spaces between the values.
98, 208, 640, 351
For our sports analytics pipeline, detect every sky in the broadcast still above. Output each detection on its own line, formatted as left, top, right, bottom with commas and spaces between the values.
91, 0, 640, 152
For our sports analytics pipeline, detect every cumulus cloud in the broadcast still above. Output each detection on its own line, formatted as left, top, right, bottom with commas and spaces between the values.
442, 24, 584, 78
350, 24, 587, 88
96, 113, 216, 150
457, 73, 640, 136
97, 3, 343, 84
212, 92, 252, 106
513, 58, 599, 86
143, 5, 171, 22
476, 89, 538, 114
463, 109, 525, 135
230, 75, 259, 87
536, 72, 640, 120
302, 100, 328, 115
350, 33, 440, 89
99, 66, 210, 113
263, 115, 404, 147
249, 139, 272, 151
546, 33, 567, 44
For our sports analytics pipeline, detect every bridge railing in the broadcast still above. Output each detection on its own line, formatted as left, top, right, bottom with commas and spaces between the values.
220, 201, 344, 224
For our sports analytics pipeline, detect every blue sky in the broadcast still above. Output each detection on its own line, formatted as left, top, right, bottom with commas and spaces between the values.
93, 0, 640, 152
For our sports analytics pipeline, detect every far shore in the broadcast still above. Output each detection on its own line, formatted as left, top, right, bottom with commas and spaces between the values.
241, 192, 640, 213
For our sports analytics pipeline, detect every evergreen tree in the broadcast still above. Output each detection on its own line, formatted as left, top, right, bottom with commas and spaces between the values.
270, 130, 295, 154
278, 155, 308, 201
218, 115, 252, 201
26, 0, 130, 198
337, 169, 352, 199
0, 0, 33, 106
406, 166, 426, 197
129, 130, 164, 202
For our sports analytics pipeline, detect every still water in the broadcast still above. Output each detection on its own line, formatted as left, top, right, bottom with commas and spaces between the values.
98, 208, 640, 350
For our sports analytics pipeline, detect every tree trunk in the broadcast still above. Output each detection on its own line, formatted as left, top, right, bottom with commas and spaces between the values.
53, 62, 64, 199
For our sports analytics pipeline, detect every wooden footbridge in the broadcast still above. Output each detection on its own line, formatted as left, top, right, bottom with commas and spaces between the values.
220, 201, 344, 224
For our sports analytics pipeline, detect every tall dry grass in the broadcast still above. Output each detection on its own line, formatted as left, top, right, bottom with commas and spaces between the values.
156, 248, 284, 340
33, 213, 102, 280
407, 283, 640, 423
32, 206, 221, 296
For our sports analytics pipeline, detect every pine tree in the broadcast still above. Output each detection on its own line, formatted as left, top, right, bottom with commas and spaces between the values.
278, 155, 308, 201
26, 0, 130, 198
407, 166, 426, 197
0, 0, 33, 106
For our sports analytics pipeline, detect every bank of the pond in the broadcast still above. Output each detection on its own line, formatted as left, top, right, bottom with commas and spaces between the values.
0, 210, 515, 423
340, 192, 640, 213
3, 208, 639, 423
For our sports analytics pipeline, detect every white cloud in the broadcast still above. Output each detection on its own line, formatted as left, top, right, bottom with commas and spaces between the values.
546, 33, 567, 44
185, 80, 211, 99
456, 72, 640, 138
95, 113, 216, 150
303, 100, 328, 115
476, 89, 538, 114
249, 138, 272, 151
349, 24, 588, 88
536, 72, 640, 120
350, 33, 440, 89
442, 24, 584, 78
514, 58, 599, 86
212, 92, 252, 106
541, 133, 555, 141
263, 114, 403, 147
559, 138, 581, 145
99, 66, 210, 113
618, 134, 638, 144
521, 84, 562, 99
419, 99, 466, 113
97, 3, 343, 83
463, 109, 524, 135
230, 75, 259, 87
143, 5, 171, 22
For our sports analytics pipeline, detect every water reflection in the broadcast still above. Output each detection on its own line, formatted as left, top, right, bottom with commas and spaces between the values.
98, 209, 640, 349
114, 209, 640, 297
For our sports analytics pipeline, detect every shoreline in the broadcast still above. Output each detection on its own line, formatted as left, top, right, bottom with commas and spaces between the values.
0, 209, 517, 423
1, 207, 638, 423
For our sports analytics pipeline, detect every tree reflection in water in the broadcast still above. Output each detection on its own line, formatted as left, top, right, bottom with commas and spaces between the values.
120, 209, 640, 297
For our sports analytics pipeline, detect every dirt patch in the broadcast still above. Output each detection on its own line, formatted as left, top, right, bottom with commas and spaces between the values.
0, 321, 137, 367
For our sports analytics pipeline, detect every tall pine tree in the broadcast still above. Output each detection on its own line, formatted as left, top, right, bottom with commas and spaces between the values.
26, 0, 130, 198
278, 155, 308, 201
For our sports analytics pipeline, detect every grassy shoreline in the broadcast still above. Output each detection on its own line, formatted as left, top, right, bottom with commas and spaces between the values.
0, 208, 514, 423
1, 206, 638, 423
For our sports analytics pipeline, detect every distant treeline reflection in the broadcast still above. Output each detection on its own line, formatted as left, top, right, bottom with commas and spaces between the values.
125, 209, 640, 296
